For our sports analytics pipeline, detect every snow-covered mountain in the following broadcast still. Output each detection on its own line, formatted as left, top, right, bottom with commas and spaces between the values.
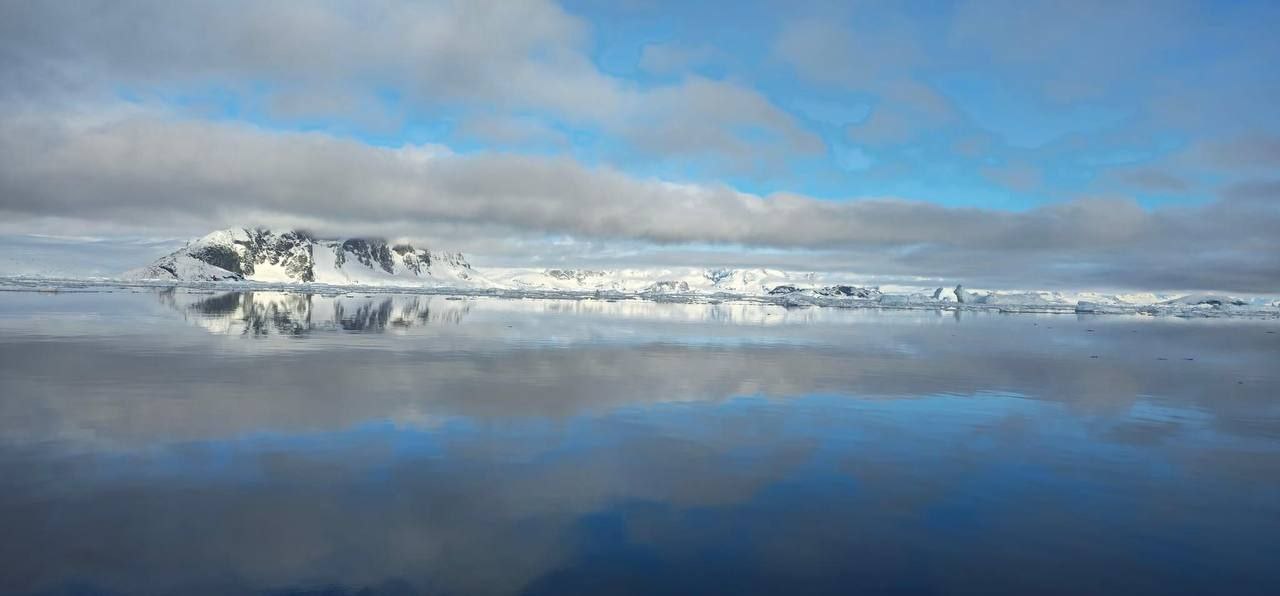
125, 231, 852, 294
125, 228, 489, 287
111, 229, 1279, 317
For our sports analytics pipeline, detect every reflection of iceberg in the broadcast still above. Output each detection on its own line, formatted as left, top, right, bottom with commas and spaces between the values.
163, 290, 472, 335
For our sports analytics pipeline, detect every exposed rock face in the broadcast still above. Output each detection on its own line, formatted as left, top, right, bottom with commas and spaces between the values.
704, 268, 735, 285
238, 229, 316, 281
768, 284, 879, 298
1162, 293, 1248, 307
813, 285, 881, 299
124, 228, 479, 286
545, 269, 608, 283
643, 280, 691, 293
337, 238, 395, 274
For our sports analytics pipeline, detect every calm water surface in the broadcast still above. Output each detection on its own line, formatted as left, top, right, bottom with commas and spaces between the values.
1, 289, 1278, 595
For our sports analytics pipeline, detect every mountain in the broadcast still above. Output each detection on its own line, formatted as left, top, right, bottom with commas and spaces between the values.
124, 228, 487, 287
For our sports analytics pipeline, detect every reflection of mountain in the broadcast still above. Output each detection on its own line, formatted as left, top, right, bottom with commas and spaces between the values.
163, 290, 472, 335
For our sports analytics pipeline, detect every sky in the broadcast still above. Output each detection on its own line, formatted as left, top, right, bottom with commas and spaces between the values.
0, 0, 1278, 291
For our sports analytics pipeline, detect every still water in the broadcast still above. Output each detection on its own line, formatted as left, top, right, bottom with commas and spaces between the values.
1, 289, 1278, 595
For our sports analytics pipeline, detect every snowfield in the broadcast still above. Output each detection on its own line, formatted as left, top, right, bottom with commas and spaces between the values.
1, 227, 1275, 319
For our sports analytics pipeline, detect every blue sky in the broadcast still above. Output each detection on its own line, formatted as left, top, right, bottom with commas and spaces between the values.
1, 0, 1278, 290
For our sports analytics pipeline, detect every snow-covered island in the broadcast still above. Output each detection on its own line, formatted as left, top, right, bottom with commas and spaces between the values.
2, 228, 1275, 319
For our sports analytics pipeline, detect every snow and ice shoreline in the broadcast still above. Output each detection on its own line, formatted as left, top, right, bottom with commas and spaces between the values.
25, 227, 1261, 320
3, 276, 1278, 320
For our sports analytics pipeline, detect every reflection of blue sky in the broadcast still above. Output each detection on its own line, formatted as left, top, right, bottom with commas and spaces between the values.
9, 388, 1277, 595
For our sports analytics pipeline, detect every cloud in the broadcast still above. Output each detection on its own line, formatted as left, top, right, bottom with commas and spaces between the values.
456, 114, 569, 149
618, 77, 823, 169
948, 0, 1195, 102
1107, 168, 1191, 193
774, 18, 956, 146
773, 18, 923, 89
0, 0, 815, 167
0, 0, 592, 106
846, 80, 958, 146
638, 42, 723, 74
1196, 135, 1280, 170
2, 108, 1278, 291
980, 162, 1043, 193
1222, 179, 1280, 204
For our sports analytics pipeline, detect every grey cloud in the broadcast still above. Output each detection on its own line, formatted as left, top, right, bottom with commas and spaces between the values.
456, 114, 569, 149
1108, 168, 1191, 193
773, 18, 924, 89
1197, 135, 1280, 170
638, 42, 723, 74
1223, 180, 1280, 203
1, 110, 1278, 291
0, 0, 590, 104
948, 0, 1195, 101
775, 19, 957, 146
979, 161, 1043, 193
620, 77, 824, 169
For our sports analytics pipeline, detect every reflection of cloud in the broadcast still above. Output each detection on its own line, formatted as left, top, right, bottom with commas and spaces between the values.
0, 417, 815, 595
2, 395, 1277, 595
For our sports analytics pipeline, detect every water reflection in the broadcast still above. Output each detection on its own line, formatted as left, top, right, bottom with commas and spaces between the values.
0, 289, 1278, 595
159, 289, 473, 334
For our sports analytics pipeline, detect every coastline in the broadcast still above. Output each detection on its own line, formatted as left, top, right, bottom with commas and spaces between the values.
3, 276, 1278, 320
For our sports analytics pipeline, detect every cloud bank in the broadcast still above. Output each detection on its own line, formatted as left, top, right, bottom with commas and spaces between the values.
2, 109, 1278, 291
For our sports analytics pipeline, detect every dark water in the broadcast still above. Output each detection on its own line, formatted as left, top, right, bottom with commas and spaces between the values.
1, 289, 1278, 595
